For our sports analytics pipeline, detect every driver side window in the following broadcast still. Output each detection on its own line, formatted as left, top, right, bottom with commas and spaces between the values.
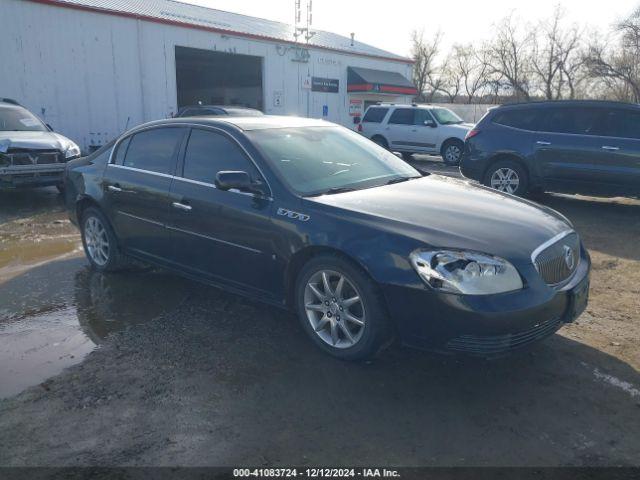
414, 109, 434, 126
181, 128, 260, 185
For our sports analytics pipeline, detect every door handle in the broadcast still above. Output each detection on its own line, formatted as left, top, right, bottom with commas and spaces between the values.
107, 185, 122, 193
536, 141, 552, 146
602, 145, 620, 151
172, 201, 192, 212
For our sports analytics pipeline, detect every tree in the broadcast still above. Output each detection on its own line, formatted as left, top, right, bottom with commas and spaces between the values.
585, 7, 640, 102
531, 7, 585, 99
410, 30, 442, 102
484, 15, 534, 101
451, 44, 491, 103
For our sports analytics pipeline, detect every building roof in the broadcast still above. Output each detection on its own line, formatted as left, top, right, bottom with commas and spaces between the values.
30, 0, 412, 63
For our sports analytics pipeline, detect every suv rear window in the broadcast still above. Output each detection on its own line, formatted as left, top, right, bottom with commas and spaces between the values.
492, 109, 540, 131
362, 107, 388, 123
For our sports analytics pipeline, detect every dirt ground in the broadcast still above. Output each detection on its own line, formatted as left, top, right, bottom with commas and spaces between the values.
0, 161, 639, 467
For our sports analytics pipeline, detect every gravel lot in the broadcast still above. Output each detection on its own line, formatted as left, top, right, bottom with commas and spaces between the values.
0, 158, 639, 467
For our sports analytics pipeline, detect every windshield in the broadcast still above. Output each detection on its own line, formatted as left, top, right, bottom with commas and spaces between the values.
431, 108, 464, 125
248, 126, 421, 196
0, 106, 48, 132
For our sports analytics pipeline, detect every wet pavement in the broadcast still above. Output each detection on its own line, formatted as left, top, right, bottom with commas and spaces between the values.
1, 169, 639, 466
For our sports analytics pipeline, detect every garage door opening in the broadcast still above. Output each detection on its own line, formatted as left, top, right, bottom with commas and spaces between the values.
175, 46, 263, 110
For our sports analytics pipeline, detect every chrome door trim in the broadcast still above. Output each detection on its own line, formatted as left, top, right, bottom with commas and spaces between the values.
117, 210, 164, 227
107, 163, 175, 179
171, 175, 273, 201
530, 229, 575, 265
166, 225, 262, 254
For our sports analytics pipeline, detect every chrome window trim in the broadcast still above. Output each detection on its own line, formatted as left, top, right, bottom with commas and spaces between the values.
107, 163, 175, 179
530, 229, 576, 265
107, 122, 274, 198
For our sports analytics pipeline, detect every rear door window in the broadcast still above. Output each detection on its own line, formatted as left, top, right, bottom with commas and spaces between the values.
181, 128, 259, 184
123, 127, 185, 175
362, 107, 389, 123
388, 108, 415, 125
540, 108, 601, 135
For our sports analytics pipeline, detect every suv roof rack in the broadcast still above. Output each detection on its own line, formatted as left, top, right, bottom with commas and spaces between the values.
0, 98, 20, 106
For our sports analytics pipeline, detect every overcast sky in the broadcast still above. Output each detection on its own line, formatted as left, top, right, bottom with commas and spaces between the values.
185, 0, 638, 57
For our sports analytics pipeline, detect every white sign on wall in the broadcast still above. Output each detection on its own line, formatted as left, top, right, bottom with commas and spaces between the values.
349, 98, 363, 117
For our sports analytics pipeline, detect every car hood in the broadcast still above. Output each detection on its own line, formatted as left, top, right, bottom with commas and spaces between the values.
444, 122, 474, 132
306, 176, 572, 264
0, 131, 77, 153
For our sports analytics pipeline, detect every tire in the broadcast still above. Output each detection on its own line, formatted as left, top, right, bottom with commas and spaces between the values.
80, 207, 127, 272
441, 139, 464, 166
371, 135, 389, 150
401, 152, 413, 161
295, 254, 392, 361
483, 160, 529, 196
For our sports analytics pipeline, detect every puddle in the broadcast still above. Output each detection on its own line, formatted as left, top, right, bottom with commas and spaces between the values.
0, 266, 191, 399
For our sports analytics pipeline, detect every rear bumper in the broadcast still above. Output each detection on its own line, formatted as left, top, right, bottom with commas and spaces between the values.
0, 164, 66, 188
382, 247, 591, 356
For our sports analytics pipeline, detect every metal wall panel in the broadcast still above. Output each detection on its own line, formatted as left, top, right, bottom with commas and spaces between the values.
1, 0, 414, 152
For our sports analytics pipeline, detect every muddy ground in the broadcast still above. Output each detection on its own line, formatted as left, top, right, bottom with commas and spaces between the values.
0, 158, 639, 466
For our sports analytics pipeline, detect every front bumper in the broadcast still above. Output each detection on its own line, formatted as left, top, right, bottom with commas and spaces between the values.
383, 246, 591, 356
0, 164, 66, 188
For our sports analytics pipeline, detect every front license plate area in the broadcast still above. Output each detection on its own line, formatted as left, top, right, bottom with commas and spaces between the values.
569, 276, 589, 321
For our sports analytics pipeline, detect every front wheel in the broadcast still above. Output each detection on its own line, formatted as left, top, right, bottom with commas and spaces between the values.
441, 140, 464, 166
81, 207, 127, 272
295, 255, 392, 361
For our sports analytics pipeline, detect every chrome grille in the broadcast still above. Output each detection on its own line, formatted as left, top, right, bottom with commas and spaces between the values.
1, 149, 62, 166
533, 231, 580, 286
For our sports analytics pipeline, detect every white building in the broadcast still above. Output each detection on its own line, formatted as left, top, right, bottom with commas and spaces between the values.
1, 0, 416, 152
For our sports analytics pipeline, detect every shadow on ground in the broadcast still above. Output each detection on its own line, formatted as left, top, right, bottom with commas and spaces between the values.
0, 258, 639, 466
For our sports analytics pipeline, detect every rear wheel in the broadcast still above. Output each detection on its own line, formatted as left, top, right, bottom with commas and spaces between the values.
483, 160, 529, 196
441, 139, 464, 166
371, 135, 389, 150
295, 255, 392, 361
81, 207, 127, 272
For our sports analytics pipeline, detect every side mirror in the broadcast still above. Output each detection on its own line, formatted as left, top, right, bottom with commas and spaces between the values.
215, 170, 264, 195
424, 120, 437, 128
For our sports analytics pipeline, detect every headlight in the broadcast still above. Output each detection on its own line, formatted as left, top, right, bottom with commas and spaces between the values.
64, 144, 81, 159
409, 249, 523, 295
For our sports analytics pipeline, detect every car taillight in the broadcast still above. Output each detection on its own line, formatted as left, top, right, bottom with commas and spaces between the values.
357, 124, 363, 132
465, 129, 480, 140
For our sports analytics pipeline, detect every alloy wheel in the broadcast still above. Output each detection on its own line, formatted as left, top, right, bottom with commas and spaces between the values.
445, 144, 462, 163
490, 167, 520, 194
304, 270, 366, 349
84, 216, 110, 266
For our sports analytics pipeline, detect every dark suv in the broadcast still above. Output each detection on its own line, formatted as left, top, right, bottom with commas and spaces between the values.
460, 100, 640, 197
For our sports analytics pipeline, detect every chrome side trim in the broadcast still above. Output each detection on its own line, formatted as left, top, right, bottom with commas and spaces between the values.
530, 230, 575, 265
117, 210, 164, 227
166, 225, 262, 254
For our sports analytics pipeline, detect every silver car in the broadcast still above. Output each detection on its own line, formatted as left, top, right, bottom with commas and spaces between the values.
0, 98, 81, 191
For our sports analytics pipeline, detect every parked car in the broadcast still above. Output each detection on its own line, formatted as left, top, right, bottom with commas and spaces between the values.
460, 100, 640, 197
0, 98, 81, 191
175, 105, 263, 118
358, 103, 473, 165
64, 116, 590, 360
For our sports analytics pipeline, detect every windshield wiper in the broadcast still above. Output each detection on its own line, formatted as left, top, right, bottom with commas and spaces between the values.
384, 176, 421, 185
307, 186, 357, 197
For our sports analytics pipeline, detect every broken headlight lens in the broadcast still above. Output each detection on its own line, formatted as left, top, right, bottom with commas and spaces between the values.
64, 144, 81, 159
409, 249, 523, 295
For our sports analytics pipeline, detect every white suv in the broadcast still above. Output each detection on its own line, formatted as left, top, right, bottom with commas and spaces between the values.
358, 104, 473, 165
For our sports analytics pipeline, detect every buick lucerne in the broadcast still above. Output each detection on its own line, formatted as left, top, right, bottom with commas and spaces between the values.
64, 116, 590, 360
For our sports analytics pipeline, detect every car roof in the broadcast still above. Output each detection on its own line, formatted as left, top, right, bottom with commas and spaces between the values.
132, 115, 333, 132
367, 103, 446, 110
496, 100, 640, 110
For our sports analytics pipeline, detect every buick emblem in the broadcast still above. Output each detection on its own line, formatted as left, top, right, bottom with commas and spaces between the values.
563, 245, 575, 270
